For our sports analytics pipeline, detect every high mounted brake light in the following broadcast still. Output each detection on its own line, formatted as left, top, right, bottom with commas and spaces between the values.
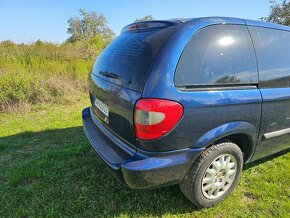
122, 21, 173, 33
128, 24, 140, 31
134, 99, 183, 140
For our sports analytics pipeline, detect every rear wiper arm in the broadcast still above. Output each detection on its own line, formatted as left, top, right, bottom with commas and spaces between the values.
99, 71, 119, 79
99, 70, 132, 84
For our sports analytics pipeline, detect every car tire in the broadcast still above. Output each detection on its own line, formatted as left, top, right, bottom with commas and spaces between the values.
179, 142, 243, 208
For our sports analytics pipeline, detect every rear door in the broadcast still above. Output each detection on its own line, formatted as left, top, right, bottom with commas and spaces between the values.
89, 21, 179, 146
249, 26, 290, 161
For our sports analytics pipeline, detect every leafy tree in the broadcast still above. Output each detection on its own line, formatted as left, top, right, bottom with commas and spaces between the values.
135, 15, 154, 22
66, 9, 115, 60
67, 9, 114, 43
261, 0, 290, 26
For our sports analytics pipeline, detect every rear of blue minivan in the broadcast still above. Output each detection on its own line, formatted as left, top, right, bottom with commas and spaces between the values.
82, 20, 203, 188
82, 17, 290, 208
87, 21, 177, 146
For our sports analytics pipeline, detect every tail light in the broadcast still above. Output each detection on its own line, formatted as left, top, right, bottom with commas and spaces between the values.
134, 99, 183, 140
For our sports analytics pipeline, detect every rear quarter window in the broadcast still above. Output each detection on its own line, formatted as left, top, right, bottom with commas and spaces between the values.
175, 25, 258, 87
248, 26, 290, 88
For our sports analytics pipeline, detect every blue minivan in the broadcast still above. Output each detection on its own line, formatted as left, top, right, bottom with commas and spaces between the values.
82, 17, 290, 208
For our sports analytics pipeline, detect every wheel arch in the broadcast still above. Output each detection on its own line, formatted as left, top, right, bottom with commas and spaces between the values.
195, 121, 258, 163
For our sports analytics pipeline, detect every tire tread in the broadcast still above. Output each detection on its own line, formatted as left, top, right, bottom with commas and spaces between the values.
179, 142, 242, 208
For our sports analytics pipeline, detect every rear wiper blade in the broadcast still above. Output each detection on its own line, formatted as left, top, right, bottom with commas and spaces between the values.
99, 70, 132, 84
99, 71, 119, 79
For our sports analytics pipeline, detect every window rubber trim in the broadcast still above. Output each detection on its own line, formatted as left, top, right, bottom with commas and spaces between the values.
176, 84, 258, 91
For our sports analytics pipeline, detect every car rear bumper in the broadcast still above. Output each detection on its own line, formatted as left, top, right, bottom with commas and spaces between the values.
82, 107, 204, 189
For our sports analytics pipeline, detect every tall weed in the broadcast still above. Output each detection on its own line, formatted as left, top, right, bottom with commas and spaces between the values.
0, 41, 95, 112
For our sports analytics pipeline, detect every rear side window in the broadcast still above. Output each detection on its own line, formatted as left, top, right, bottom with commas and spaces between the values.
92, 28, 175, 91
175, 25, 258, 86
249, 27, 290, 88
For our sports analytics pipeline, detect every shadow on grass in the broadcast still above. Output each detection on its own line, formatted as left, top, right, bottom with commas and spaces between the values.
0, 127, 195, 217
0, 127, 289, 217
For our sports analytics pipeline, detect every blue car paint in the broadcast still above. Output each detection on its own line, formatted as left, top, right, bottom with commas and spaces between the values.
82, 17, 290, 189
142, 17, 246, 97
138, 89, 262, 154
194, 121, 258, 148
252, 88, 290, 161
140, 17, 262, 155
83, 106, 204, 188
122, 145, 205, 189
88, 73, 141, 146
244, 18, 290, 31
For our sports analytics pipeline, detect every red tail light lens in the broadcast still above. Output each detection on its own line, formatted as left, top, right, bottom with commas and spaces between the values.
134, 99, 183, 140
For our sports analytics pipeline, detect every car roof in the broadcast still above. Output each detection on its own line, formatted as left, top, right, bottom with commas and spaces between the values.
174, 16, 290, 32
122, 17, 290, 34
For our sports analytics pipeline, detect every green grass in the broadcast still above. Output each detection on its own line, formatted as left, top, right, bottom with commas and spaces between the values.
0, 99, 289, 217
2, 36, 288, 217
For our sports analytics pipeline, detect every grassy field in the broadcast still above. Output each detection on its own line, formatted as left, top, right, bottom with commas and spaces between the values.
0, 40, 289, 217
0, 99, 289, 217
0, 41, 93, 112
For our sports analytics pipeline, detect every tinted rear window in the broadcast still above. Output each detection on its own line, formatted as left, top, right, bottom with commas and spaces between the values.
249, 26, 290, 88
175, 25, 258, 86
92, 28, 175, 91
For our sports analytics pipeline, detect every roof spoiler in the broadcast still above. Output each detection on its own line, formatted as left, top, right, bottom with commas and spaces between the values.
121, 20, 180, 33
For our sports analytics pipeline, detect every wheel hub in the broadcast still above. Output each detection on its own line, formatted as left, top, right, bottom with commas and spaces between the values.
201, 154, 237, 200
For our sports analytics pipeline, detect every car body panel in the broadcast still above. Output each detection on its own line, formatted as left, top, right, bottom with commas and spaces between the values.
82, 17, 290, 189
138, 89, 262, 155
252, 88, 290, 161
140, 18, 262, 156
88, 73, 141, 147
244, 19, 290, 31
82, 107, 204, 189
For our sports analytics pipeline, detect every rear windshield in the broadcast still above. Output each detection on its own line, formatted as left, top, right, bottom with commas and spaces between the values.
92, 28, 175, 91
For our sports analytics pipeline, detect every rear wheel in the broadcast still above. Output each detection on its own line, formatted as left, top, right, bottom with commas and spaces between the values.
179, 142, 243, 208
